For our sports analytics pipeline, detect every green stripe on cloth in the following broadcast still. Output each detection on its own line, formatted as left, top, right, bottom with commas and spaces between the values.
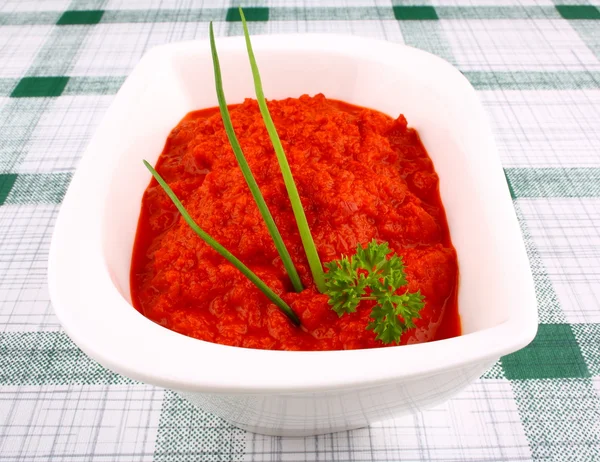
464, 71, 600, 90
10, 77, 69, 98
154, 391, 245, 462
435, 6, 560, 19
0, 6, 582, 25
556, 4, 600, 19
0, 11, 61, 25
513, 203, 565, 324
480, 360, 505, 379
511, 379, 600, 460
57, 10, 104, 25
393, 6, 438, 20
502, 324, 590, 379
25, 26, 95, 77
505, 171, 517, 199
0, 99, 52, 173
0, 332, 133, 386
0, 76, 126, 96
399, 21, 456, 65
505, 168, 600, 198
0, 78, 18, 95
226, 7, 268, 22
3, 172, 72, 204
567, 19, 600, 61
280, 7, 394, 20
0, 174, 17, 205
62, 76, 126, 95
100, 8, 223, 23
572, 324, 600, 376
268, 7, 393, 21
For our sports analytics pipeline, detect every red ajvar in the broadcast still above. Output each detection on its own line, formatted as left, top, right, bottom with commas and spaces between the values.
130, 94, 459, 351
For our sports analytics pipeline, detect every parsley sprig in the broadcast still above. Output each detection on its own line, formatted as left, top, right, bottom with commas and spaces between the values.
324, 240, 425, 344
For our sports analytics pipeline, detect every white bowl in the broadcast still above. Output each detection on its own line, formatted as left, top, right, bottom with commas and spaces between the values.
48, 34, 537, 436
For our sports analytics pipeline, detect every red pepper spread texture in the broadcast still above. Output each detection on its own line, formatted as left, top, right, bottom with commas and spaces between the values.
131, 94, 459, 351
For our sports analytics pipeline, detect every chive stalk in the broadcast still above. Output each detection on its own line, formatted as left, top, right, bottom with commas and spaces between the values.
209, 23, 303, 293
143, 160, 301, 326
239, 8, 326, 293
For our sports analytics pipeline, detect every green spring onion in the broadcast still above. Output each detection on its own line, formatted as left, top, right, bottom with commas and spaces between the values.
143, 160, 301, 326
239, 8, 326, 293
209, 22, 303, 293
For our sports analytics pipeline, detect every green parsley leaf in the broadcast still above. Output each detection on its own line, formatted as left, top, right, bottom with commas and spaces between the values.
324, 256, 368, 316
324, 239, 425, 344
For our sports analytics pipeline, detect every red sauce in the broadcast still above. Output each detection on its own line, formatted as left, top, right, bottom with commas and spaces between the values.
130, 94, 460, 351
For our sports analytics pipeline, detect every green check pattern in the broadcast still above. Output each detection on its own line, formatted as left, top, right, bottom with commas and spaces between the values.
0, 0, 599, 460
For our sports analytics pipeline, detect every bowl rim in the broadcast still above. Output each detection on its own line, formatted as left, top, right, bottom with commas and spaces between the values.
48, 34, 538, 394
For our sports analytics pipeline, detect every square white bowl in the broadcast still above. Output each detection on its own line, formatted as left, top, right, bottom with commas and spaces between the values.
48, 34, 538, 436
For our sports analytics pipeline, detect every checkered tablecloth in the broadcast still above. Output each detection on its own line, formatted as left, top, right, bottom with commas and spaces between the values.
1, 0, 599, 460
